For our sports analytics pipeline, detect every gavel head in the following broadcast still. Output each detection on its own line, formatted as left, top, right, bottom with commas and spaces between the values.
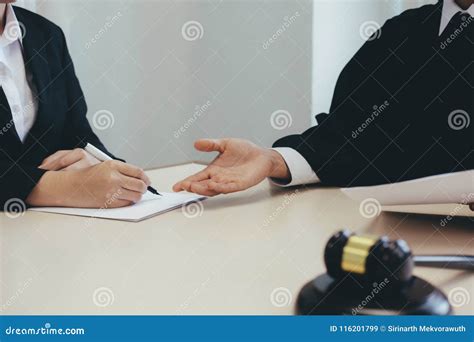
324, 230, 414, 286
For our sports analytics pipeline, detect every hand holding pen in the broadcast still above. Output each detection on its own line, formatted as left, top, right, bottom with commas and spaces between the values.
84, 143, 161, 196
30, 148, 157, 208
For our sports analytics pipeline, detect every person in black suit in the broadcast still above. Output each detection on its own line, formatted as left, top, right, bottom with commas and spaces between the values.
173, 0, 474, 209
0, 2, 150, 209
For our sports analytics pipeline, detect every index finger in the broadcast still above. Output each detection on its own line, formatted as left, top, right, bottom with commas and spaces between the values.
172, 168, 211, 191
117, 162, 151, 186
54, 149, 88, 169
40, 150, 70, 168
194, 139, 225, 153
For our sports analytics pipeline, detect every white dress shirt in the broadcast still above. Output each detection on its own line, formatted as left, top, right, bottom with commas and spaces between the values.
272, 0, 474, 187
439, 0, 474, 35
0, 4, 37, 142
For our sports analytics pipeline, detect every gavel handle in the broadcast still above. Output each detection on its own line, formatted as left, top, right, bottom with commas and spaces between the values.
414, 255, 474, 271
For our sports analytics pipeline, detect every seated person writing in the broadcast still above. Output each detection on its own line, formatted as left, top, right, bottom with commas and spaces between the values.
0, 2, 149, 209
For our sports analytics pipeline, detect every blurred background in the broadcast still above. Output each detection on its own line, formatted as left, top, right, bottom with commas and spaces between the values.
17, 0, 435, 169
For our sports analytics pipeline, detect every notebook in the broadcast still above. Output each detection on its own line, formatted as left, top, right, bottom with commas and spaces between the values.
29, 192, 206, 222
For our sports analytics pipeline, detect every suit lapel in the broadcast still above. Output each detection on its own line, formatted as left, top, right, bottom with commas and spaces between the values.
14, 7, 54, 147
16, 8, 51, 105
0, 87, 22, 152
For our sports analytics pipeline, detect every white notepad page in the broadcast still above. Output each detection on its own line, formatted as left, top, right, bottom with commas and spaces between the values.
29, 192, 206, 222
342, 170, 474, 206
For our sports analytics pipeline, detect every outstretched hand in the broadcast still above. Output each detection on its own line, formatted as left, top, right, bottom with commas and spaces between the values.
172, 138, 290, 196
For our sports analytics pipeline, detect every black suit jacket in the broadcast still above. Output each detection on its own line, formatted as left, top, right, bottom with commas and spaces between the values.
0, 7, 112, 207
274, 1, 473, 187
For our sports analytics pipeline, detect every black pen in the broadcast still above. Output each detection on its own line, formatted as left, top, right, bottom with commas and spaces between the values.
84, 143, 162, 196
146, 186, 161, 196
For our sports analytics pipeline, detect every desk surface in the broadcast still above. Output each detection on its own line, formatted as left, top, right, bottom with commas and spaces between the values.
1, 163, 472, 315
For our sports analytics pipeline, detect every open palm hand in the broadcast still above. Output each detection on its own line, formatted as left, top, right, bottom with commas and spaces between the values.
173, 138, 289, 196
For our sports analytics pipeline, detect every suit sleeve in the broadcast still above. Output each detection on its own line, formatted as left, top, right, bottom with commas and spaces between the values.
58, 29, 123, 161
273, 18, 420, 187
0, 158, 47, 208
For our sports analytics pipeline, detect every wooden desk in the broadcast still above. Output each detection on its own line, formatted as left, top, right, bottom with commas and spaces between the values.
0, 163, 472, 315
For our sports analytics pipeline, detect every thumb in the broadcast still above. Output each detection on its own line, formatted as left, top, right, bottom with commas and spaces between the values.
194, 139, 225, 153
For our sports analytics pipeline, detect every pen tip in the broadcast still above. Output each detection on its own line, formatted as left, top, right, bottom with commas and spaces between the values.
148, 187, 161, 196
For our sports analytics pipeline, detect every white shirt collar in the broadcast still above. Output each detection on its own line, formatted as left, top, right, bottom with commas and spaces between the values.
0, 4, 23, 48
440, 0, 474, 35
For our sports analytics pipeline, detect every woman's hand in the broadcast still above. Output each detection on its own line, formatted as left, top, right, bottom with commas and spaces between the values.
27, 160, 151, 208
39, 148, 100, 171
173, 138, 290, 196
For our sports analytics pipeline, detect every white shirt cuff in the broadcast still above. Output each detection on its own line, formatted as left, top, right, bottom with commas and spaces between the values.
270, 147, 320, 187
